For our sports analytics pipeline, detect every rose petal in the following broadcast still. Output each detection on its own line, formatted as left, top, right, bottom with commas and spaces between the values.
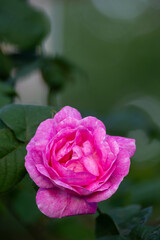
54, 106, 82, 124
26, 119, 56, 153
25, 156, 53, 188
56, 117, 79, 133
81, 140, 94, 156
112, 136, 136, 158
36, 163, 81, 194
86, 150, 130, 202
66, 159, 85, 172
80, 116, 106, 133
75, 127, 94, 146
83, 156, 99, 176
59, 170, 97, 186
93, 128, 115, 171
86, 164, 116, 192
36, 188, 97, 218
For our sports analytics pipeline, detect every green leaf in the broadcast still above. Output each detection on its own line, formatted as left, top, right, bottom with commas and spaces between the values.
148, 225, 160, 240
0, 123, 26, 192
12, 176, 41, 224
41, 56, 82, 92
109, 205, 141, 226
95, 214, 120, 238
109, 206, 152, 237
0, 82, 17, 108
41, 57, 68, 91
127, 224, 160, 240
0, 50, 12, 80
0, 0, 50, 49
0, 104, 54, 142
129, 225, 154, 240
97, 236, 128, 240
0, 104, 55, 192
130, 207, 152, 226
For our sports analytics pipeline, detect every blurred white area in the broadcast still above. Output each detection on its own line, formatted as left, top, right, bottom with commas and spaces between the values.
15, 71, 48, 105
92, 0, 149, 20
89, 0, 160, 42
15, 0, 64, 105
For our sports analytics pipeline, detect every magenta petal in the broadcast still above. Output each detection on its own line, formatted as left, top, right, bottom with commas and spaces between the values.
80, 116, 106, 133
36, 188, 97, 218
83, 156, 99, 176
54, 106, 82, 124
36, 163, 82, 194
25, 157, 53, 188
86, 150, 130, 202
112, 136, 136, 157
27, 119, 56, 153
56, 117, 79, 133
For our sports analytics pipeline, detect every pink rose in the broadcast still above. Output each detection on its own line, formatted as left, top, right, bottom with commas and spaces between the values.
25, 106, 136, 218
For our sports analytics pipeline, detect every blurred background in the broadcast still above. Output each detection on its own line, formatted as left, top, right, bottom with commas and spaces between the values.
1, 0, 160, 239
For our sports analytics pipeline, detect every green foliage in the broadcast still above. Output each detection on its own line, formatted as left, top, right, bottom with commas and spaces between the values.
97, 236, 128, 240
0, 50, 12, 80
96, 206, 159, 240
0, 122, 26, 192
0, 82, 17, 108
41, 56, 80, 92
96, 213, 119, 238
0, 0, 50, 49
0, 104, 54, 192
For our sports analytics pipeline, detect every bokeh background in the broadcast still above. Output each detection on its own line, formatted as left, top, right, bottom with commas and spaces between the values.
1, 0, 160, 239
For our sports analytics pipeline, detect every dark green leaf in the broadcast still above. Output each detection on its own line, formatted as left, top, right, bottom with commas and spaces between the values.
0, 0, 50, 49
12, 176, 41, 224
147, 225, 160, 240
41, 56, 83, 92
97, 236, 128, 240
0, 104, 55, 192
95, 214, 119, 238
0, 50, 12, 80
0, 123, 26, 192
41, 57, 67, 91
109, 205, 141, 226
0, 104, 54, 142
0, 82, 17, 108
130, 207, 152, 226
109, 205, 152, 237
129, 225, 154, 240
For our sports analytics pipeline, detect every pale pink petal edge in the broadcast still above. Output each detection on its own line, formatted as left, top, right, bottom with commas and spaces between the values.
112, 136, 136, 158
54, 106, 82, 124
36, 188, 97, 218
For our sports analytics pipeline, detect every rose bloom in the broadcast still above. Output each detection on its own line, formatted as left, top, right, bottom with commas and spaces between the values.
25, 106, 136, 218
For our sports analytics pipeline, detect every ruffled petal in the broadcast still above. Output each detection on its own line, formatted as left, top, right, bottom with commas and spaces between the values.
83, 156, 99, 176
56, 117, 79, 133
26, 119, 56, 154
112, 136, 136, 158
80, 116, 106, 133
25, 156, 53, 188
93, 128, 115, 171
54, 106, 82, 124
86, 150, 130, 202
36, 188, 97, 218
36, 163, 81, 194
